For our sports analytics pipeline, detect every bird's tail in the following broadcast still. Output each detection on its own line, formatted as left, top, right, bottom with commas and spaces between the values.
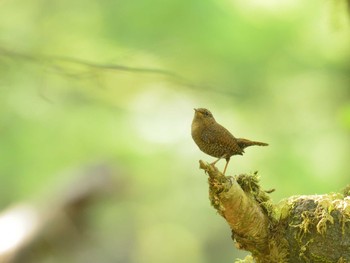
237, 138, 268, 149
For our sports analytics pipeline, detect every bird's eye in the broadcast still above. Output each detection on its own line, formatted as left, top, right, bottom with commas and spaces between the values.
204, 111, 210, 116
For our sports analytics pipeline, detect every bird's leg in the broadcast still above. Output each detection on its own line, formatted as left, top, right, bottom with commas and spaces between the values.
222, 158, 231, 175
210, 157, 222, 166
210, 154, 227, 166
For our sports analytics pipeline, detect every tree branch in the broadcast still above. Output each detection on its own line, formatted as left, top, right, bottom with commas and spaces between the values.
199, 160, 350, 263
199, 161, 271, 254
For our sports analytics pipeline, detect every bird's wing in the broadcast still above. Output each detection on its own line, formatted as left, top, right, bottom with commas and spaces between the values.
201, 124, 240, 151
201, 123, 235, 141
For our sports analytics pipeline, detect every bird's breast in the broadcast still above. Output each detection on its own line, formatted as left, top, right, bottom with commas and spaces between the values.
191, 120, 202, 143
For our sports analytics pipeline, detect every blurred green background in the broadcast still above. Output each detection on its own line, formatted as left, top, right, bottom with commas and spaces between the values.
0, 0, 349, 262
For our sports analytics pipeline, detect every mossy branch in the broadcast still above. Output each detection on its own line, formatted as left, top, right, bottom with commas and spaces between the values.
199, 160, 350, 263
199, 160, 271, 254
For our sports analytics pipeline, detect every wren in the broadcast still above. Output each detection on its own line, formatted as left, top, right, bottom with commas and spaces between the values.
191, 108, 268, 175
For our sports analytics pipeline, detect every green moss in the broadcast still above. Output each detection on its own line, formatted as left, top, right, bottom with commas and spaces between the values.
199, 160, 230, 216
235, 172, 278, 225
235, 171, 261, 194
201, 160, 350, 262
343, 185, 350, 197
234, 172, 289, 262
281, 194, 350, 262
234, 255, 255, 263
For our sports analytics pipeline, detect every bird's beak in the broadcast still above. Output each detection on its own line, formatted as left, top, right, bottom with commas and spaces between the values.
194, 108, 198, 112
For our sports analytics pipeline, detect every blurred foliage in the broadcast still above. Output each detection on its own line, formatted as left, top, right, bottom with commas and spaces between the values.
0, 0, 349, 262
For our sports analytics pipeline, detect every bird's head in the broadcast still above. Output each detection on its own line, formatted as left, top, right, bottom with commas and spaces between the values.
193, 108, 215, 123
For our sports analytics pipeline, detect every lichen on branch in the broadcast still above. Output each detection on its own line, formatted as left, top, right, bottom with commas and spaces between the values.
199, 160, 350, 263
199, 160, 275, 255
279, 194, 350, 262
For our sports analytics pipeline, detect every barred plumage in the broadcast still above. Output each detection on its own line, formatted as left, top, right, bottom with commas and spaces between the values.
191, 108, 268, 174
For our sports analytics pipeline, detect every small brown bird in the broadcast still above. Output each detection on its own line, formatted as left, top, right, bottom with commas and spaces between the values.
191, 108, 268, 174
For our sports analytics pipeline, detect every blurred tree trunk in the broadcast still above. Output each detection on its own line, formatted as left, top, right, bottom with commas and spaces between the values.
199, 161, 350, 263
